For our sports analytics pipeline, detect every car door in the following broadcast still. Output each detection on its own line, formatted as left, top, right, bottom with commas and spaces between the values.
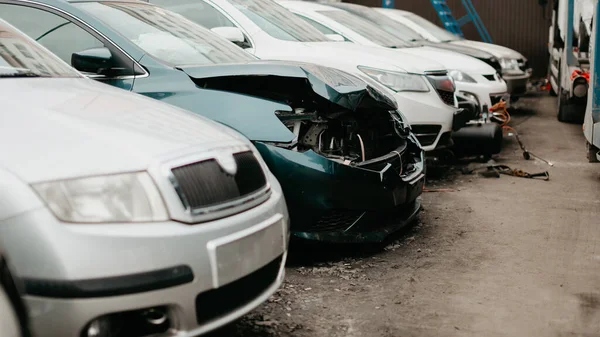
0, 2, 142, 90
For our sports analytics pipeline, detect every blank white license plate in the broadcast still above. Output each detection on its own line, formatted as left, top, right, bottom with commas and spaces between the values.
207, 214, 285, 287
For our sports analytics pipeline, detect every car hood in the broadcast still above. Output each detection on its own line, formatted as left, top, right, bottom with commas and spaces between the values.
400, 46, 496, 74
179, 60, 397, 113
450, 40, 524, 59
0, 78, 246, 183
301, 42, 447, 74
420, 40, 495, 60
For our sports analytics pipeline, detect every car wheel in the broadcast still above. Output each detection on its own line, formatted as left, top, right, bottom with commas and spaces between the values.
587, 142, 600, 163
548, 61, 557, 96
0, 258, 31, 337
557, 84, 569, 122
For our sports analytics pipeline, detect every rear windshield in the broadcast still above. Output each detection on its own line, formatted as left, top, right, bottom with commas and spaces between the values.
317, 10, 410, 48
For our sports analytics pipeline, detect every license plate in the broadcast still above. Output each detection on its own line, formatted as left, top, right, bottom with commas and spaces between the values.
207, 214, 285, 287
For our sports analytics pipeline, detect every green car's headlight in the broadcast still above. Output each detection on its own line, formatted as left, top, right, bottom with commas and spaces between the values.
449, 69, 477, 83
33, 172, 168, 223
358, 66, 430, 93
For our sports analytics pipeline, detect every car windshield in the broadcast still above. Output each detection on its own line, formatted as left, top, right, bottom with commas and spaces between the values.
330, 4, 425, 43
75, 2, 257, 67
0, 19, 78, 78
404, 12, 462, 42
317, 10, 410, 48
229, 0, 330, 42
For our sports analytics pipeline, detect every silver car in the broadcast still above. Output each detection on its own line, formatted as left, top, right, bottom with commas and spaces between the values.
0, 19, 289, 337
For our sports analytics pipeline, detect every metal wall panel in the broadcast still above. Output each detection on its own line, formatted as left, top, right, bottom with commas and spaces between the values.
345, 0, 552, 78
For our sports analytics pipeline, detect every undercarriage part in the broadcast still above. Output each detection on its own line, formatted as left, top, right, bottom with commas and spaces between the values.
452, 123, 503, 156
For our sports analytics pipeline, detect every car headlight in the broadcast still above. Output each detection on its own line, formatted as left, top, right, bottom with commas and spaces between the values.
499, 58, 520, 71
449, 70, 476, 83
358, 66, 429, 92
33, 172, 168, 223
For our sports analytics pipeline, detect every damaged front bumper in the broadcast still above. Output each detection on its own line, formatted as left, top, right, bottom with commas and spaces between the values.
254, 135, 424, 243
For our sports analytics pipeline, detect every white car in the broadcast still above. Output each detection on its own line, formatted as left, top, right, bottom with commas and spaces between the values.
148, 0, 464, 152
281, 0, 508, 114
374, 8, 532, 99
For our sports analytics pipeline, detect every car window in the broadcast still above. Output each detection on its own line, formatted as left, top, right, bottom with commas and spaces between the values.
330, 4, 425, 43
404, 13, 461, 42
151, 0, 236, 29
0, 5, 105, 64
296, 15, 335, 35
0, 17, 78, 78
228, 0, 330, 42
75, 2, 257, 66
317, 10, 410, 48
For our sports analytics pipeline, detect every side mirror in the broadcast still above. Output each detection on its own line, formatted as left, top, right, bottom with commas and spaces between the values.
325, 33, 345, 42
211, 27, 244, 43
71, 47, 114, 76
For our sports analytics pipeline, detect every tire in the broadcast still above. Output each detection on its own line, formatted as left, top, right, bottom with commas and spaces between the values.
587, 142, 600, 163
557, 85, 569, 122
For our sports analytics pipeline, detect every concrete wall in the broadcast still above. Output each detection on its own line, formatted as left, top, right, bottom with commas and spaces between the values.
345, 0, 553, 78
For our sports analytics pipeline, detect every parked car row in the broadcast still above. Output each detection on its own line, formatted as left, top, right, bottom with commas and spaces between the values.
0, 1, 530, 336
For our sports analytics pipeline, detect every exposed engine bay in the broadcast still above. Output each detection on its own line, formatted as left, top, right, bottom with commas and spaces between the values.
274, 107, 409, 165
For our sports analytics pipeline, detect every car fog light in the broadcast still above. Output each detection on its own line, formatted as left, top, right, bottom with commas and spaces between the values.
86, 318, 113, 337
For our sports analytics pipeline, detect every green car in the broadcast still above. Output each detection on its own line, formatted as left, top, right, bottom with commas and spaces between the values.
1, 0, 425, 242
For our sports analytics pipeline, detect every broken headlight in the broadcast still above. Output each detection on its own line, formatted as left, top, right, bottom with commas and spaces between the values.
358, 66, 430, 93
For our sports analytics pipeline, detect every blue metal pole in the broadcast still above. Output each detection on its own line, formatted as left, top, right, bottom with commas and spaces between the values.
566, 0, 577, 66
592, 0, 600, 124
382, 0, 394, 9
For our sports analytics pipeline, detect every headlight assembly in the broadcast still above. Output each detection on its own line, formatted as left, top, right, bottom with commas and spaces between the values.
499, 58, 520, 71
358, 66, 429, 93
449, 70, 476, 83
33, 172, 168, 223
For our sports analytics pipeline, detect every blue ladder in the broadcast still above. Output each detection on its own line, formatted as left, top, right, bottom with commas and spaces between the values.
430, 0, 493, 43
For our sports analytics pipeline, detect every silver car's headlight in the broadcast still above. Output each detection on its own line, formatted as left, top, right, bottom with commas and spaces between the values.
358, 66, 429, 92
33, 172, 168, 223
499, 58, 520, 71
449, 70, 476, 83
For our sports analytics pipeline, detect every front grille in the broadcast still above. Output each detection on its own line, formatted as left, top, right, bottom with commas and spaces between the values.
171, 151, 267, 210
195, 255, 282, 324
436, 89, 455, 106
412, 125, 441, 146
483, 74, 496, 81
313, 209, 365, 232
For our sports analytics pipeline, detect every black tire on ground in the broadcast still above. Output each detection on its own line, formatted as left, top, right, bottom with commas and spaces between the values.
557, 85, 569, 122
548, 61, 558, 96
587, 142, 600, 163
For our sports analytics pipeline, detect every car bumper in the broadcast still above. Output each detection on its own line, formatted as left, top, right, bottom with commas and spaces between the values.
393, 91, 455, 151
503, 69, 532, 96
0, 174, 289, 337
455, 79, 508, 112
255, 135, 425, 243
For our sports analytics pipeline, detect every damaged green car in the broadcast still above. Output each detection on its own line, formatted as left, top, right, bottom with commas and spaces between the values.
0, 0, 425, 242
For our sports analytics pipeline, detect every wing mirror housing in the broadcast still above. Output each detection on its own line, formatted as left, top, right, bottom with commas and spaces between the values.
211, 27, 251, 48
